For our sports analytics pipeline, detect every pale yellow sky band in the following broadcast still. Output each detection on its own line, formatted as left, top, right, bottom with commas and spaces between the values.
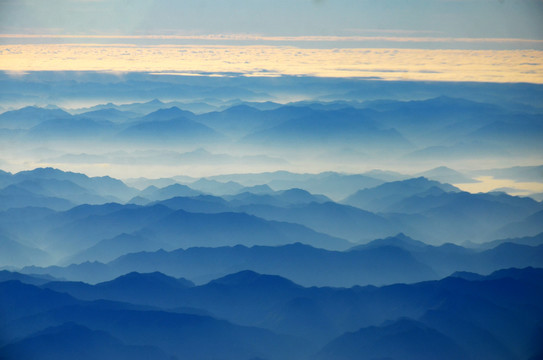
1, 44, 543, 83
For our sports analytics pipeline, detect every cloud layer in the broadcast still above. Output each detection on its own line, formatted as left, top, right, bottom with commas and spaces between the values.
1, 44, 542, 83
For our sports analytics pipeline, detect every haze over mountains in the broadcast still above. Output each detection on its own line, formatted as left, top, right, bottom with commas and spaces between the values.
1, 166, 542, 266
1, 164, 542, 360
2, 72, 543, 181
1, 72, 542, 359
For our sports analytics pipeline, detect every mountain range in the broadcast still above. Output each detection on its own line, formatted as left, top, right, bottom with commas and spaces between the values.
1, 73, 542, 360
20, 233, 543, 287
2, 266, 542, 360
3, 92, 542, 176
1, 167, 542, 266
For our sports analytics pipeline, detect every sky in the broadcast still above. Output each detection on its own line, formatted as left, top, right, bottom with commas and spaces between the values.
1, 0, 543, 42
1, 0, 543, 81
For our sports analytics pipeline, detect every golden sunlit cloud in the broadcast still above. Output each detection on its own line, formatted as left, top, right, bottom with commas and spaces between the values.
455, 176, 543, 197
1, 44, 543, 83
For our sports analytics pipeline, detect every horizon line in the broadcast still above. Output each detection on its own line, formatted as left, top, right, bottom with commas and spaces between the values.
2, 33, 543, 45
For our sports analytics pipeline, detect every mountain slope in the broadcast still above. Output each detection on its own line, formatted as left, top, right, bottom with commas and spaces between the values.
343, 177, 459, 212
141, 209, 351, 250
1, 322, 171, 360
317, 318, 468, 360
0, 280, 308, 360
238, 201, 396, 242
117, 116, 222, 144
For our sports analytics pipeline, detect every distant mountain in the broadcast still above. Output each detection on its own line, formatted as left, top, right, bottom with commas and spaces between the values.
417, 275, 543, 360
415, 166, 476, 184
137, 183, 202, 201
139, 106, 195, 122
366, 96, 501, 115
64, 233, 171, 264
384, 188, 541, 244
41, 204, 175, 258
1, 178, 114, 205
86, 147, 287, 168
385, 189, 540, 215
0, 169, 11, 187
117, 116, 222, 144
361, 169, 408, 182
0, 280, 307, 360
0, 184, 75, 211
241, 108, 411, 151
452, 266, 543, 285
22, 231, 543, 286
73, 99, 217, 115
0, 106, 72, 129
0, 230, 50, 267
44, 272, 194, 308
205, 171, 386, 200
226, 188, 331, 207
208, 170, 317, 186
126, 195, 150, 205
238, 201, 396, 242
351, 233, 429, 251
123, 176, 180, 190
0, 270, 57, 286
101, 271, 194, 289
26, 118, 116, 140
1, 322, 172, 360
1, 167, 541, 269
237, 183, 275, 194
76, 108, 140, 122
369, 96, 503, 144
140, 209, 351, 250
32, 241, 435, 286
72, 99, 168, 115
3, 196, 353, 262
188, 178, 245, 195
471, 242, 543, 272
477, 232, 543, 250
527, 192, 543, 202
377, 190, 543, 244
196, 104, 267, 137
13, 266, 542, 360
404, 140, 511, 161
268, 172, 385, 201
354, 234, 543, 278
0, 280, 80, 323
494, 209, 543, 239
154, 195, 231, 213
467, 117, 543, 149
343, 177, 459, 212
8, 167, 137, 201
0, 207, 57, 247
317, 318, 468, 360
225, 100, 282, 111
54, 202, 129, 223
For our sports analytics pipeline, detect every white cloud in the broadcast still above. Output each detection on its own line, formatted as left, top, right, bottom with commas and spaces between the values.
0, 43, 542, 83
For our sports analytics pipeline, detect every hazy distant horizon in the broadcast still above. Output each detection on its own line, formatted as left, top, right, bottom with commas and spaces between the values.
1, 72, 542, 197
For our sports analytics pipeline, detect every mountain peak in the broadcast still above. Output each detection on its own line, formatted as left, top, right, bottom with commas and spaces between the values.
211, 270, 260, 285
351, 233, 428, 251
141, 106, 194, 122
99, 271, 194, 288
209, 270, 298, 288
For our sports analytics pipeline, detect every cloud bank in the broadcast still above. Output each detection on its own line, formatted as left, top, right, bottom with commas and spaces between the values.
1, 44, 542, 83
